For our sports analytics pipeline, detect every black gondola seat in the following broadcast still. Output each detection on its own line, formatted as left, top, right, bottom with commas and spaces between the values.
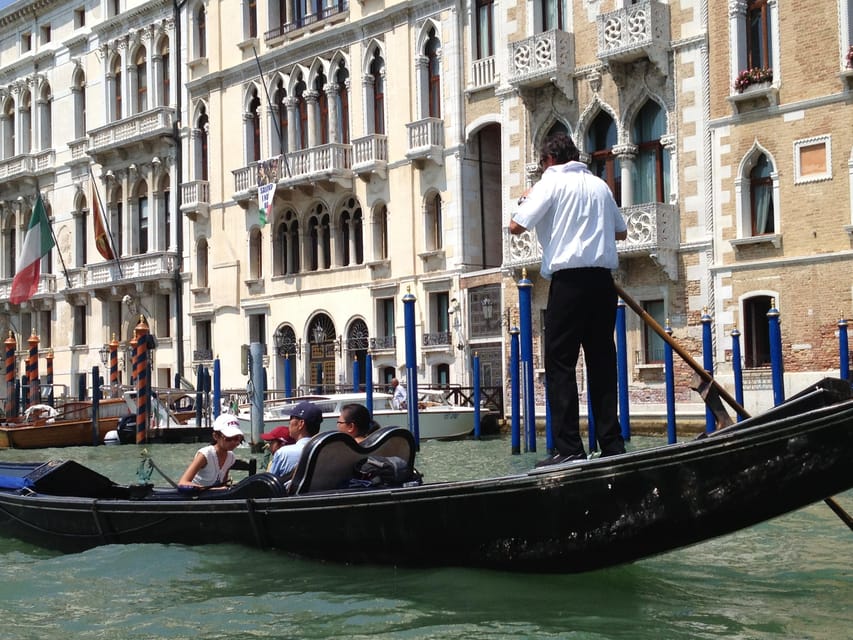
288, 426, 415, 496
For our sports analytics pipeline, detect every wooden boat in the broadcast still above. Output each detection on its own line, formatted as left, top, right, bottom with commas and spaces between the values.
0, 377, 851, 573
237, 389, 485, 440
0, 399, 131, 449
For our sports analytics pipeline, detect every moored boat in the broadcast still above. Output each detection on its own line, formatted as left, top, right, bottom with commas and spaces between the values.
0, 378, 850, 572
237, 389, 487, 440
0, 398, 131, 449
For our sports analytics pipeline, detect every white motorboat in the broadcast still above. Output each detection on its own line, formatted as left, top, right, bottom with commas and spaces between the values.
237, 389, 483, 440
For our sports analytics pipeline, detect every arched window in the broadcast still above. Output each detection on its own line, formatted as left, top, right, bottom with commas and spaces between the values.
369, 49, 385, 135
134, 180, 149, 255
307, 204, 330, 270
134, 47, 147, 113
315, 71, 329, 145
285, 210, 299, 274
425, 193, 442, 251
586, 111, 620, 205
3, 98, 16, 158
38, 84, 52, 150
334, 61, 350, 144
249, 227, 262, 279
271, 79, 287, 154
110, 184, 124, 255
197, 106, 209, 181
274, 216, 287, 276
20, 90, 32, 153
111, 55, 122, 121
425, 28, 441, 118
248, 88, 261, 162
159, 39, 170, 107
295, 76, 308, 150
159, 174, 171, 252
338, 197, 363, 266
75, 195, 87, 268
632, 100, 669, 204
196, 238, 209, 288
196, 5, 207, 59
750, 154, 774, 235
72, 69, 86, 139
743, 295, 772, 368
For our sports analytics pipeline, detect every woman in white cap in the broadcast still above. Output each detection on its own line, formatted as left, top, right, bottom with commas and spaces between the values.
178, 413, 245, 490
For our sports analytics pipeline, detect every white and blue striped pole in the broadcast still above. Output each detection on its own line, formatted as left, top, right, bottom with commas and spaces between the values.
403, 288, 420, 447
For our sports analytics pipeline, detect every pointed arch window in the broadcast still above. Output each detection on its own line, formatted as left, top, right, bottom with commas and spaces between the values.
73, 71, 86, 138
2, 99, 14, 158
750, 154, 774, 235
369, 49, 385, 135
112, 56, 122, 121
426, 29, 441, 118
197, 107, 209, 181
196, 5, 207, 59
335, 61, 350, 144
160, 40, 170, 107
249, 227, 263, 279
586, 111, 621, 205
248, 89, 261, 162
135, 182, 149, 255
295, 78, 308, 150
632, 101, 669, 204
38, 84, 52, 150
315, 72, 329, 145
374, 204, 388, 260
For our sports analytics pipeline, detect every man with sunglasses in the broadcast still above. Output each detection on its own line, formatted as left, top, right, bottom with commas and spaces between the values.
510, 132, 627, 467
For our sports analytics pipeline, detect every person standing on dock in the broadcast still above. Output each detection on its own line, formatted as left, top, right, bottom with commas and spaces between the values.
510, 132, 627, 466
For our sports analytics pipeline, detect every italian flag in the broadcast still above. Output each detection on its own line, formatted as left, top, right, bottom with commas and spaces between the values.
10, 194, 55, 305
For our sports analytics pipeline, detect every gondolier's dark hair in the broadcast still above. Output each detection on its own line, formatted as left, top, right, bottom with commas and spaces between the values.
539, 132, 580, 166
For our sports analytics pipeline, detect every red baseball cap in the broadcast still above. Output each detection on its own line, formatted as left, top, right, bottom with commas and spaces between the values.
260, 426, 295, 445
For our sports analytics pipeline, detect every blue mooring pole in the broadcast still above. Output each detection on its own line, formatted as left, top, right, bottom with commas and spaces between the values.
472, 353, 481, 439
616, 299, 630, 441
731, 329, 744, 420
365, 352, 374, 414
664, 323, 676, 444
352, 358, 360, 393
213, 357, 221, 419
767, 303, 785, 406
701, 309, 714, 434
518, 272, 536, 453
402, 289, 420, 448
284, 355, 292, 399
838, 319, 849, 381
509, 327, 521, 454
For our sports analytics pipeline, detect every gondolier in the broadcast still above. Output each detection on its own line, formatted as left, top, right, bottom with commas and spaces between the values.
510, 132, 628, 466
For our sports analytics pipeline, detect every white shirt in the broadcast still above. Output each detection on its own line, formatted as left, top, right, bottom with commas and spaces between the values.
392, 384, 407, 410
513, 161, 626, 278
191, 445, 235, 486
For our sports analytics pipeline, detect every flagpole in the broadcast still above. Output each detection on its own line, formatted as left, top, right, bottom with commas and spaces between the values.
33, 185, 73, 290
88, 165, 124, 279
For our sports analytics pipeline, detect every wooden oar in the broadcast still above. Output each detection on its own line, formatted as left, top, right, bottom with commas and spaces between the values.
614, 283, 750, 420
615, 283, 853, 532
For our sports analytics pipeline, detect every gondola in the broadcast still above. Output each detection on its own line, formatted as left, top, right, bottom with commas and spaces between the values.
0, 377, 851, 573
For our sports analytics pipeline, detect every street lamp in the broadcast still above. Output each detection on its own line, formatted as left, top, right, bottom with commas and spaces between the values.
481, 296, 494, 322
99, 344, 110, 366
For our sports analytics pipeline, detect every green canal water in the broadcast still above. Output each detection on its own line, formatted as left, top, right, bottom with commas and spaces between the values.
0, 436, 850, 640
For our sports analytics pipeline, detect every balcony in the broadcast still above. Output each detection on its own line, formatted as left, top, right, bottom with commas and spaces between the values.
264, 0, 349, 44
469, 56, 497, 93
87, 107, 175, 163
352, 134, 387, 180
67, 138, 89, 165
0, 150, 56, 183
180, 180, 210, 221
617, 202, 679, 280
0, 274, 56, 309
507, 29, 574, 100
597, 0, 670, 76
405, 118, 444, 169
233, 144, 353, 204
369, 335, 396, 352
64, 251, 180, 299
422, 331, 452, 350
502, 202, 679, 280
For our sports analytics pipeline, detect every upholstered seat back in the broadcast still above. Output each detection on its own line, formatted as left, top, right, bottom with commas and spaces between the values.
289, 426, 415, 495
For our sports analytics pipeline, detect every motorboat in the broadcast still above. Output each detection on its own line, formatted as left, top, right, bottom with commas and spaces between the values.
236, 389, 485, 440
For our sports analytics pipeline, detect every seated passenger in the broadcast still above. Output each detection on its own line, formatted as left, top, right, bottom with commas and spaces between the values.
268, 401, 323, 480
260, 426, 295, 471
336, 403, 372, 443
178, 414, 244, 489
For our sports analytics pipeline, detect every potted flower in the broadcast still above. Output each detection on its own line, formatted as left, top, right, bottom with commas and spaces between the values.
733, 67, 773, 93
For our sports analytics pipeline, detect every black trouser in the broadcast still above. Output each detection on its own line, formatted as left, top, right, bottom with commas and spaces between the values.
545, 268, 625, 457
